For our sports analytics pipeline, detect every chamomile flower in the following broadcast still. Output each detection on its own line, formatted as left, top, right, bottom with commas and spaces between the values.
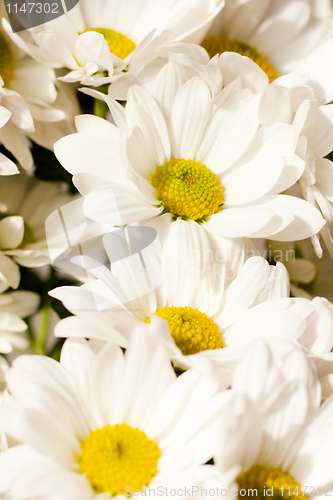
3, 0, 224, 89
55, 60, 325, 264
213, 338, 333, 500
51, 246, 333, 389
204, 0, 333, 79
0, 332, 231, 499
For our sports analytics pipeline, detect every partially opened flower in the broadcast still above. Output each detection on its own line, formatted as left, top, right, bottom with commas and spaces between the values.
3, 0, 223, 89
0, 332, 230, 499
203, 0, 333, 78
213, 338, 333, 500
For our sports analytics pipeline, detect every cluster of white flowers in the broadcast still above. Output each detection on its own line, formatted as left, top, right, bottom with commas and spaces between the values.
1, 0, 333, 499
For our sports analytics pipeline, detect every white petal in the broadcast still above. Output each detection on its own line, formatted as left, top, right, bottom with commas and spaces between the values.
222, 157, 285, 205
162, 219, 213, 313
0, 153, 19, 176
82, 183, 162, 226
170, 77, 212, 159
302, 105, 333, 159
0, 122, 33, 170
54, 129, 126, 179
127, 85, 171, 161
200, 92, 260, 174
206, 206, 274, 238
0, 106, 11, 128
218, 52, 268, 94
36, 31, 78, 69
258, 195, 325, 241
0, 253, 20, 289
0, 216, 24, 250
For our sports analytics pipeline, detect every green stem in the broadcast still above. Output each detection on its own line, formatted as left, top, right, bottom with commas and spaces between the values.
33, 305, 51, 355
47, 337, 65, 361
93, 97, 108, 119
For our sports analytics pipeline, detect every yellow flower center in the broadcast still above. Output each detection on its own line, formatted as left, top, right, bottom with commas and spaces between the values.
237, 465, 305, 500
0, 31, 16, 87
201, 35, 278, 83
152, 158, 224, 222
78, 424, 160, 496
146, 305, 223, 355
81, 28, 136, 59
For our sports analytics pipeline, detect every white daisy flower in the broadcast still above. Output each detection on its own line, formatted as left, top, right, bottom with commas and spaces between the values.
0, 332, 231, 499
51, 249, 333, 389
212, 338, 333, 500
3, 0, 224, 89
54, 59, 325, 262
0, 171, 80, 289
204, 0, 333, 79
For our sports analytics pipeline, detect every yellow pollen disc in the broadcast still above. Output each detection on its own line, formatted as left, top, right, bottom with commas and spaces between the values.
237, 464, 305, 500
0, 31, 16, 87
78, 424, 160, 496
81, 27, 136, 59
153, 305, 223, 355
152, 158, 224, 222
201, 35, 278, 83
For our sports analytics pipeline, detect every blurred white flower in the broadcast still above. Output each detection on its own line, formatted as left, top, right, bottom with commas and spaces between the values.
205, 0, 333, 77
0, 172, 78, 288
